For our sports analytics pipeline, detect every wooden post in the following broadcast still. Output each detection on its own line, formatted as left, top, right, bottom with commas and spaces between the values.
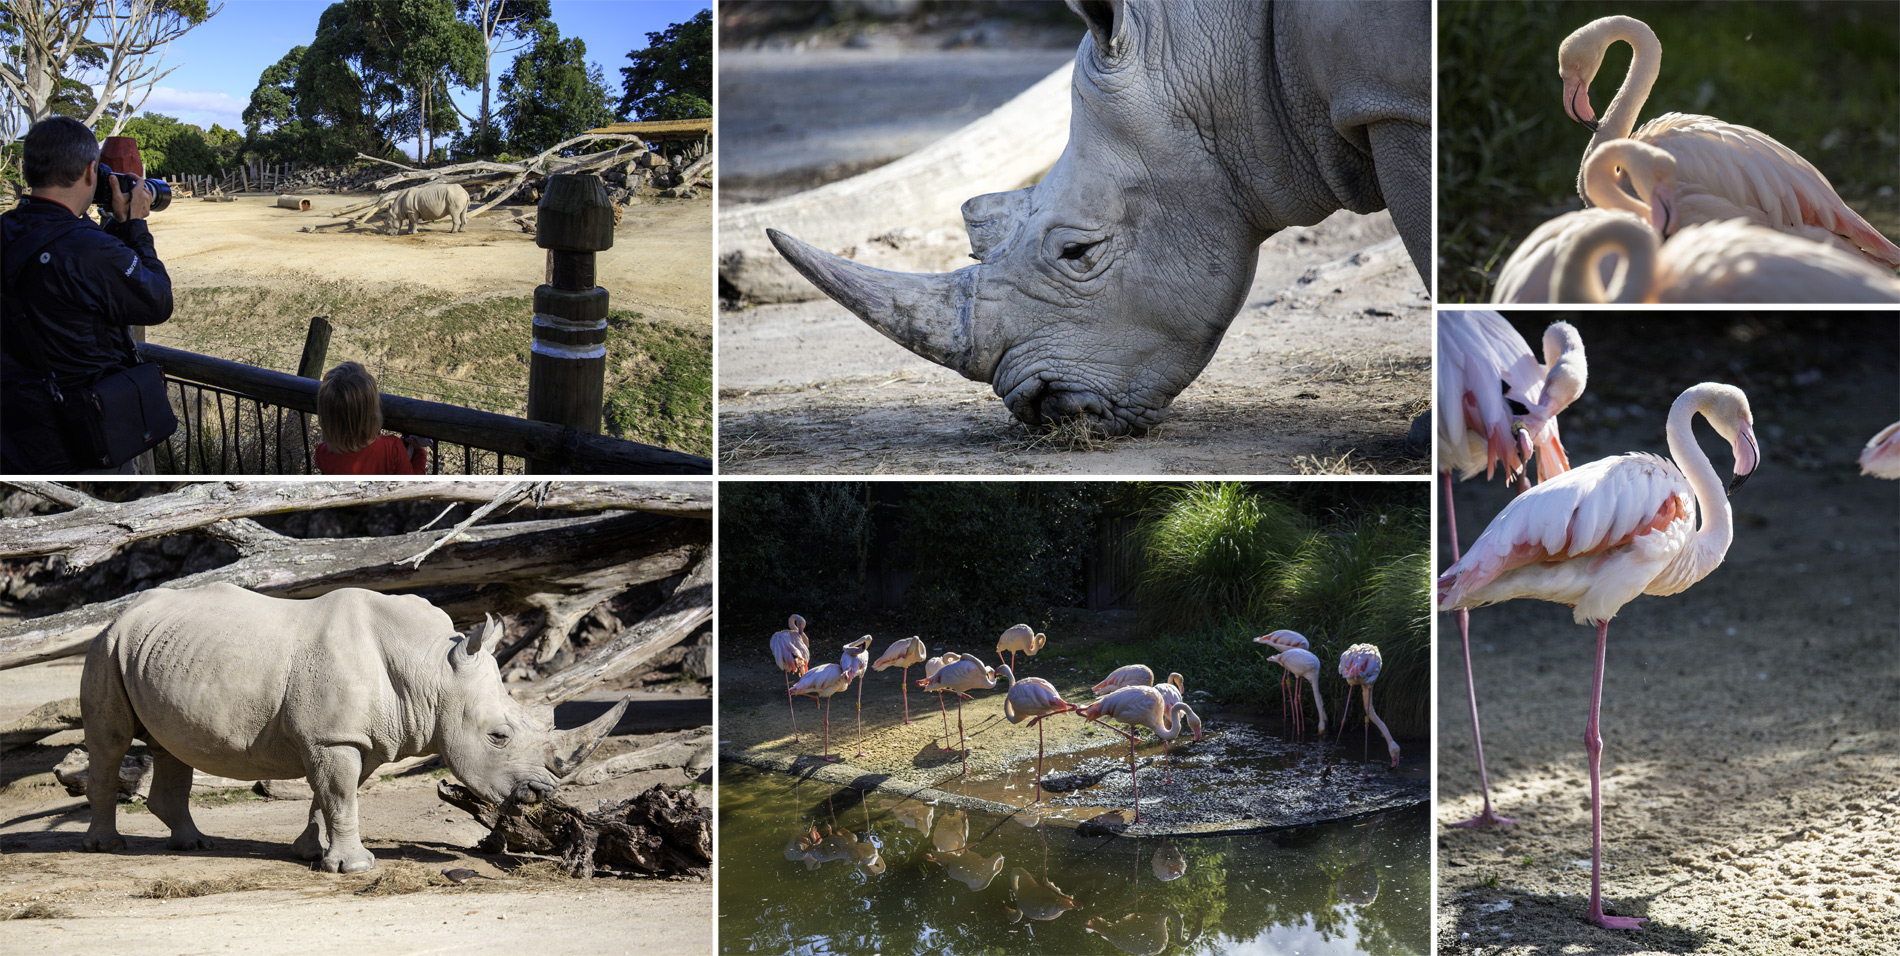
526, 173, 614, 473
297, 316, 333, 379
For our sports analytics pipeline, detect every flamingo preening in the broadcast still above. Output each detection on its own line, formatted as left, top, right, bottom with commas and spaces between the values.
1077, 686, 1201, 824
871, 636, 927, 724
1336, 644, 1400, 770
840, 636, 872, 757
1253, 630, 1309, 738
1497, 139, 1677, 305
788, 662, 852, 763
1149, 673, 1191, 781
997, 664, 1082, 803
995, 624, 1047, 672
917, 655, 999, 775
1861, 423, 1900, 479
921, 652, 963, 734
1438, 381, 1759, 930
1561, 15, 1900, 267
1091, 663, 1154, 697
1262, 648, 1326, 741
769, 614, 810, 744
1553, 217, 1900, 304
1439, 312, 1589, 826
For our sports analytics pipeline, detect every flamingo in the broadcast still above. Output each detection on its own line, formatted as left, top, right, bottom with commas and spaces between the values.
871, 636, 927, 724
1438, 381, 1759, 930
1560, 15, 1900, 267
1439, 311, 1588, 827
1006, 867, 1080, 923
1091, 663, 1153, 696
917, 654, 999, 775
997, 664, 1082, 803
921, 652, 963, 734
1253, 630, 1309, 735
1263, 648, 1326, 741
840, 636, 872, 757
1497, 139, 1676, 304
788, 662, 851, 763
1553, 216, 1900, 303
1077, 686, 1201, 824
995, 624, 1047, 672
769, 614, 810, 744
1859, 423, 1900, 478
1335, 644, 1400, 770
1149, 673, 1192, 781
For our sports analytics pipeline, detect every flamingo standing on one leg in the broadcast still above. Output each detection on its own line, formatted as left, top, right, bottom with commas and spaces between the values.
922, 652, 963, 735
995, 624, 1047, 673
789, 662, 853, 763
1336, 644, 1400, 770
1861, 423, 1900, 478
1561, 15, 1900, 267
1091, 664, 1154, 697
1076, 686, 1202, 824
1264, 649, 1326, 741
1253, 631, 1309, 738
1439, 381, 1759, 930
1439, 311, 1588, 827
841, 636, 872, 758
997, 665, 1081, 803
871, 636, 927, 724
769, 614, 810, 745
917, 655, 1000, 775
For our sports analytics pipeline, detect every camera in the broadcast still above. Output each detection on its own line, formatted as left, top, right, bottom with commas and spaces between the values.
93, 163, 172, 213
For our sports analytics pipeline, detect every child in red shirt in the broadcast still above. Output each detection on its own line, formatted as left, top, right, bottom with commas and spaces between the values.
313, 362, 432, 474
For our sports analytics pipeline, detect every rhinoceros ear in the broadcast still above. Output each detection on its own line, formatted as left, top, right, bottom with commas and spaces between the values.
452, 615, 502, 668
1067, 0, 1127, 59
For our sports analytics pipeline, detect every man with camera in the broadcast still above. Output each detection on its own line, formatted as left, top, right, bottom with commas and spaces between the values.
2, 116, 175, 473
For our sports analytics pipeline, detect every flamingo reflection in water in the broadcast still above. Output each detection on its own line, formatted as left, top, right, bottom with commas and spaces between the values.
1006, 868, 1080, 923
925, 848, 1006, 890
1151, 840, 1187, 882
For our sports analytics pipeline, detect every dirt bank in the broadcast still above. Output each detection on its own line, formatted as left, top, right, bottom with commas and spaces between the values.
1436, 314, 1900, 955
0, 657, 714, 954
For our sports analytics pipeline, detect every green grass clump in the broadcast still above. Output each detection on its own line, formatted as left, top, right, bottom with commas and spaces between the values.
1438, 0, 1898, 301
1133, 483, 1311, 631
603, 312, 713, 459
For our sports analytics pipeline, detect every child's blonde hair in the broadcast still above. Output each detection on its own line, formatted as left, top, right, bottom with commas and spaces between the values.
317, 361, 382, 453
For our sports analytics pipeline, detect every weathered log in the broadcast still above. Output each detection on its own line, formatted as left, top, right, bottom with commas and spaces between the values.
0, 697, 83, 752
54, 748, 151, 800
437, 780, 710, 880
570, 731, 713, 786
677, 151, 713, 183
522, 556, 712, 706
719, 64, 1071, 302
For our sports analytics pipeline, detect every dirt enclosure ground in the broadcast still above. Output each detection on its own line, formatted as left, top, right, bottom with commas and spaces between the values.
717, 44, 1429, 475
1437, 315, 1900, 955
0, 657, 713, 954
140, 193, 713, 456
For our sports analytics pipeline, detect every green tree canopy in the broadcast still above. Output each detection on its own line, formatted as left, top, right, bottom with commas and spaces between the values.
243, 45, 305, 134
616, 9, 710, 121
454, 0, 551, 156
497, 21, 611, 155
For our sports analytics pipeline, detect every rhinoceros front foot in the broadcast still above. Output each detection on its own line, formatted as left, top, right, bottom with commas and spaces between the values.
317, 846, 376, 874
165, 830, 214, 851
82, 830, 127, 853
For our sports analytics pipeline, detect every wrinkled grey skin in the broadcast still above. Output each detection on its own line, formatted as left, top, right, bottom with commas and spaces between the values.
80, 583, 625, 873
382, 182, 470, 234
770, 0, 1430, 435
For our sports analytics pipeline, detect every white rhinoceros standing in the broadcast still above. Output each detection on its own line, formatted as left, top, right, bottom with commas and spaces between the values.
380, 181, 470, 234
80, 583, 625, 873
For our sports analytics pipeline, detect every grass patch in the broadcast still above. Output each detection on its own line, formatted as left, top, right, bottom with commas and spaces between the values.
1292, 449, 1429, 476
1, 901, 69, 920
505, 858, 576, 882
354, 861, 446, 896
603, 312, 712, 459
1438, 0, 1898, 301
996, 417, 1146, 454
140, 875, 270, 899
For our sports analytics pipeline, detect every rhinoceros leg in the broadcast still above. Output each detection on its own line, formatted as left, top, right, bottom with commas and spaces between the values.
1368, 119, 1432, 288
147, 749, 213, 850
79, 641, 132, 853
292, 799, 329, 861
306, 744, 375, 873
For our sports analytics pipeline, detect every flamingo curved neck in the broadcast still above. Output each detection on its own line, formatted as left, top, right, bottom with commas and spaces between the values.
1588, 18, 1662, 150
1154, 701, 1196, 741
1582, 149, 1654, 219
1557, 220, 1655, 303
1665, 390, 1736, 577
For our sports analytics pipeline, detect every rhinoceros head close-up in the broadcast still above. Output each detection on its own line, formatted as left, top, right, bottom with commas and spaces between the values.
435, 617, 627, 806
770, 0, 1297, 436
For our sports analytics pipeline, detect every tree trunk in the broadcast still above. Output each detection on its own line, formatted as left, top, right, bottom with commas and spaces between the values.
437, 780, 711, 880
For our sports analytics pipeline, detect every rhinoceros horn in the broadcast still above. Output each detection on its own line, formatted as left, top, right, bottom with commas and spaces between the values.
765, 229, 989, 379
546, 698, 629, 777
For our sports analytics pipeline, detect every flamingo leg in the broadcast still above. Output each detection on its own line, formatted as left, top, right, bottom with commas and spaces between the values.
821, 696, 832, 761
900, 665, 912, 724
1446, 470, 1515, 828
1127, 732, 1142, 824
1035, 720, 1045, 804
854, 677, 865, 757
783, 669, 800, 744
1586, 620, 1644, 930
1362, 684, 1371, 767
956, 694, 968, 776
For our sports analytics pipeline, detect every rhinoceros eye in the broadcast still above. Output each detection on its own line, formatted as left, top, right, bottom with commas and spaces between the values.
1059, 240, 1101, 261
487, 729, 511, 747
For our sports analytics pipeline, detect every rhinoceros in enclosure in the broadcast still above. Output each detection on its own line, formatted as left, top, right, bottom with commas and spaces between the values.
769, 0, 1429, 436
80, 583, 626, 873
380, 181, 470, 234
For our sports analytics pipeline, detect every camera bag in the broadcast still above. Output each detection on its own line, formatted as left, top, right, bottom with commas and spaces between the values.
2, 212, 178, 469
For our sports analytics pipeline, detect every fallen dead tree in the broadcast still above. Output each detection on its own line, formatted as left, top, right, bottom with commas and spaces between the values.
438, 780, 711, 880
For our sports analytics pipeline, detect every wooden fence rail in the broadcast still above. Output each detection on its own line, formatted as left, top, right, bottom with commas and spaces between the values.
140, 343, 711, 475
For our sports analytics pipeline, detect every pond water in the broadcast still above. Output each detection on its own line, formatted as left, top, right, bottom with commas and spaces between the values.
717, 762, 1429, 955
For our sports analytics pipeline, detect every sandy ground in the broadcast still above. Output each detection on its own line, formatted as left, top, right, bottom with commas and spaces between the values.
1435, 314, 1900, 955
0, 656, 714, 954
148, 193, 713, 330
716, 41, 1429, 475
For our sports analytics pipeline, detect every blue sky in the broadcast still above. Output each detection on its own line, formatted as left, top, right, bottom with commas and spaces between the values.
131, 0, 709, 140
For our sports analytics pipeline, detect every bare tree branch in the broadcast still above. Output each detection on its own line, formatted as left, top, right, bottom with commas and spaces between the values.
522, 555, 713, 706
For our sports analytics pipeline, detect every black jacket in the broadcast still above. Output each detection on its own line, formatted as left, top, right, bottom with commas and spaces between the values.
1, 195, 173, 472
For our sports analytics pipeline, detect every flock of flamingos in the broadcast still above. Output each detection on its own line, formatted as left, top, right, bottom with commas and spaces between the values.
766, 618, 1405, 823
1438, 310, 1899, 929
1491, 15, 1900, 302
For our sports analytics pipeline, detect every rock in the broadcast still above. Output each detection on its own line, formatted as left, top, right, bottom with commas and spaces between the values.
0, 697, 83, 752
255, 778, 314, 800
683, 645, 710, 678
54, 748, 152, 800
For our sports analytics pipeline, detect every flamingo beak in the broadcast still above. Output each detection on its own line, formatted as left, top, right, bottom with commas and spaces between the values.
1563, 72, 1599, 130
1728, 423, 1760, 495
1649, 183, 1677, 235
